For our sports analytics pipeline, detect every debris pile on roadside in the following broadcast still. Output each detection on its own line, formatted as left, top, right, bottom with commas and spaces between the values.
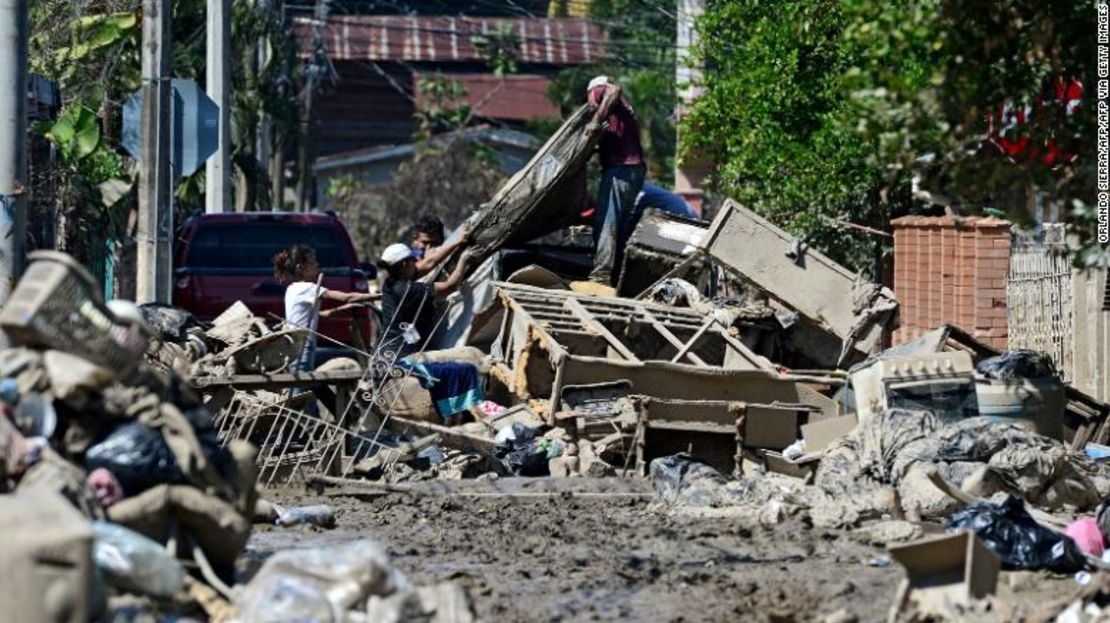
3, 107, 1108, 621
0, 251, 476, 621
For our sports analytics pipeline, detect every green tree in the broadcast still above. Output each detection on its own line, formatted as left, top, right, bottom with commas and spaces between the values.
683, 0, 890, 272
414, 73, 473, 139
29, 0, 301, 285
836, 0, 1098, 266
684, 0, 1100, 271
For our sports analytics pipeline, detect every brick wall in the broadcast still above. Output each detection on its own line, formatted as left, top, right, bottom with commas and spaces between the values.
892, 216, 1011, 349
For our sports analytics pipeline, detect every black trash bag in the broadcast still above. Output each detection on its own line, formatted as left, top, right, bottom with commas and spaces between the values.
182, 407, 234, 476
84, 422, 185, 496
492, 423, 548, 476
139, 303, 202, 343
946, 494, 1085, 573
650, 453, 730, 503
976, 350, 1058, 381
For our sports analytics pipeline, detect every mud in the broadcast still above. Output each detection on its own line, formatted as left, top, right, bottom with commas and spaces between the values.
246, 478, 1076, 622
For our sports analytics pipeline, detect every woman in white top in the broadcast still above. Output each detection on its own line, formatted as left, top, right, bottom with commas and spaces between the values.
273, 244, 375, 372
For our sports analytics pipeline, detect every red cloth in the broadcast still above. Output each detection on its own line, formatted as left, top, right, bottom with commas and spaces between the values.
1065, 517, 1105, 557
588, 85, 644, 168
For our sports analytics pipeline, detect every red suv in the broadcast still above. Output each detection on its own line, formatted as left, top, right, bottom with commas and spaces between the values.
173, 212, 375, 352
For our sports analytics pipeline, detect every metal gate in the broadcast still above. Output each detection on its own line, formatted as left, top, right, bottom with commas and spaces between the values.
1007, 246, 1074, 382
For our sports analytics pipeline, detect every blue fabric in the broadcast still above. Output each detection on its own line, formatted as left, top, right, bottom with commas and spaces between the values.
399, 360, 484, 419
636, 182, 699, 219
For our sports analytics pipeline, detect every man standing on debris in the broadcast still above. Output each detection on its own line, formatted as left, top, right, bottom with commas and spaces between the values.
377, 243, 472, 358
585, 75, 646, 287
274, 244, 377, 372
411, 215, 471, 277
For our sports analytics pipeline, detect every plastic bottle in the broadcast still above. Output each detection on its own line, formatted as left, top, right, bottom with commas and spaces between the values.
92, 521, 185, 598
276, 504, 337, 528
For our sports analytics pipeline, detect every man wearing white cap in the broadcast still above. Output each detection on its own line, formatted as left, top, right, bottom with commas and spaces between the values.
585, 75, 646, 286
376, 242, 471, 357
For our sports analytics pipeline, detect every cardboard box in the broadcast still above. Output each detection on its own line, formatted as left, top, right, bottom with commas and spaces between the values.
888, 531, 999, 614
801, 413, 858, 454
0, 489, 97, 622
742, 404, 803, 450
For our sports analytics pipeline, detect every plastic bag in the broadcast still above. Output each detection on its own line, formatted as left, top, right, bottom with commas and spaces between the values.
276, 504, 337, 529
650, 453, 730, 503
182, 407, 233, 476
647, 279, 702, 308
139, 303, 202, 343
946, 495, 1085, 572
976, 349, 1058, 381
492, 423, 547, 476
235, 539, 409, 623
84, 422, 183, 496
92, 521, 185, 598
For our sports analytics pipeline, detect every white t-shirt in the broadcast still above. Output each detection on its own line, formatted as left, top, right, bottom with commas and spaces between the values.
284, 281, 328, 331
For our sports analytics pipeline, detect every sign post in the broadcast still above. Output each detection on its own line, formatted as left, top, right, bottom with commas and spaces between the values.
124, 78, 219, 301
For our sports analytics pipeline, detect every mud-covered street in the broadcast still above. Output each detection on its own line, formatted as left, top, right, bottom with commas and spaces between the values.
242, 479, 1075, 622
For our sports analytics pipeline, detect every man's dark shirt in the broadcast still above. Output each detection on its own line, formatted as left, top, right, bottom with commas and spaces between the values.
379, 278, 436, 356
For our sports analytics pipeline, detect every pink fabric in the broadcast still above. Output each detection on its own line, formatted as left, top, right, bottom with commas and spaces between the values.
1065, 517, 1105, 557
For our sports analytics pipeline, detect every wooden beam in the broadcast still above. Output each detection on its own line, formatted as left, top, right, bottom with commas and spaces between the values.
641, 308, 707, 366
387, 415, 495, 454
715, 328, 776, 372
564, 297, 641, 362
670, 316, 714, 363
633, 250, 703, 300
190, 369, 365, 389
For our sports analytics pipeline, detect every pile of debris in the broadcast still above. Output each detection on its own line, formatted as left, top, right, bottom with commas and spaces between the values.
0, 251, 474, 621
4, 104, 1109, 622
140, 300, 310, 379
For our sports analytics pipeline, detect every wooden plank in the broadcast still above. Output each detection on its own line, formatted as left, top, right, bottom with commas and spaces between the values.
633, 249, 703, 300
715, 327, 775, 371
564, 297, 641, 362
670, 317, 714, 363
641, 308, 707, 366
190, 369, 365, 389
387, 414, 495, 454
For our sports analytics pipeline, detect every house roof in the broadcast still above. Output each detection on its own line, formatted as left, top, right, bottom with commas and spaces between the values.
313, 125, 539, 174
294, 15, 605, 65
413, 73, 559, 121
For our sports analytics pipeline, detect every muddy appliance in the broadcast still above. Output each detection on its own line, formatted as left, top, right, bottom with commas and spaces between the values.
847, 352, 979, 423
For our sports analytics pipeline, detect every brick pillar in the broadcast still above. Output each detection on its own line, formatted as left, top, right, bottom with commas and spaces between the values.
892, 216, 1011, 349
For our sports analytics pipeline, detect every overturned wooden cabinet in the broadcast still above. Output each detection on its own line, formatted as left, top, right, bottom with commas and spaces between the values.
468, 283, 838, 425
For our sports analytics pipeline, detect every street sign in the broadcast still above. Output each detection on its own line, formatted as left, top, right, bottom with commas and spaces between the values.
122, 78, 220, 178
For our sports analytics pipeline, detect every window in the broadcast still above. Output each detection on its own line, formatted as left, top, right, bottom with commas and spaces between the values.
886, 380, 979, 422
185, 225, 348, 269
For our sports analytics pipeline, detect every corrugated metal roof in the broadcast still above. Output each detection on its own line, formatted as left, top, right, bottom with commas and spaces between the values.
294, 15, 605, 65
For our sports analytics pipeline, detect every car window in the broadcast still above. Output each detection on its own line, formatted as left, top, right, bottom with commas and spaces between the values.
185, 224, 348, 268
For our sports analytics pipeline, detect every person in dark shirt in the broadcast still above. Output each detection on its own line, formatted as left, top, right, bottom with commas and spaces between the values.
376, 242, 470, 358
585, 75, 646, 286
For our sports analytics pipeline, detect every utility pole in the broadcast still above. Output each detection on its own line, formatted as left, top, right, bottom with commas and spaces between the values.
295, 0, 329, 213
0, 0, 28, 305
674, 0, 710, 217
137, 0, 172, 302
256, 0, 272, 199
205, 0, 231, 213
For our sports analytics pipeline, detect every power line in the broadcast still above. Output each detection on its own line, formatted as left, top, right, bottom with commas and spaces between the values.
288, 11, 683, 50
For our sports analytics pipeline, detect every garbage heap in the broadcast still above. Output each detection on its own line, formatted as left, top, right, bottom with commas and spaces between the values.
0, 251, 473, 622
140, 300, 310, 379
